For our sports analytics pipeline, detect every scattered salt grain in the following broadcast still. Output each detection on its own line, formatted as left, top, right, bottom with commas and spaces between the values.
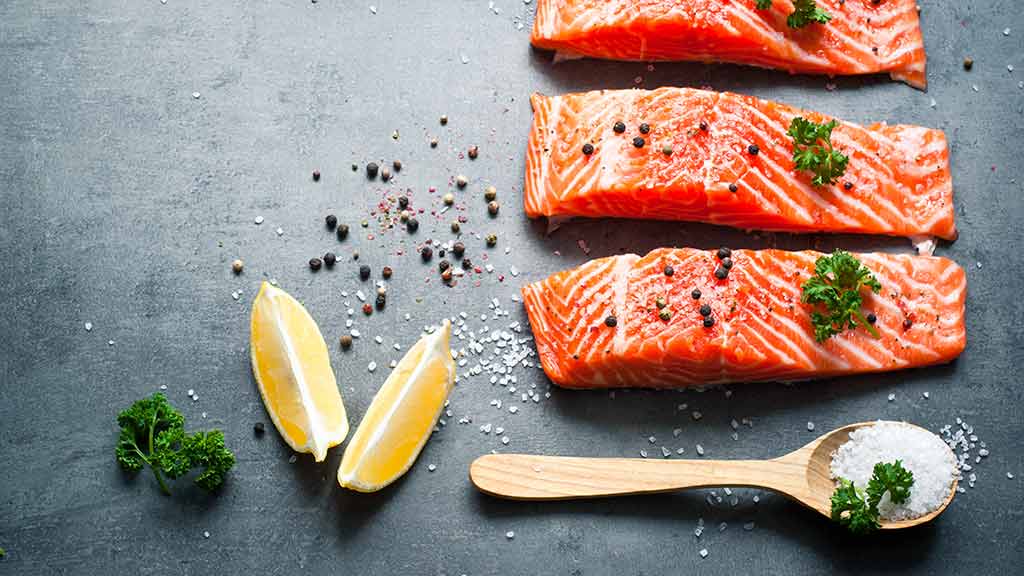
807, 422, 815, 432
427, 464, 436, 472
367, 361, 377, 372
830, 421, 956, 521
699, 548, 708, 558
84, 322, 93, 332
887, 393, 895, 402
506, 531, 515, 540
696, 444, 705, 456
1009, 472, 1015, 480
254, 215, 264, 225
203, 531, 210, 538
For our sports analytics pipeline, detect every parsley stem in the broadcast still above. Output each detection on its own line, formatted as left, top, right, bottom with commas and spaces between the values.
854, 310, 880, 339
152, 467, 171, 495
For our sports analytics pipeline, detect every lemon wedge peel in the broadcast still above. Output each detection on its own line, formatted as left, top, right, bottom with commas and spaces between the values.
250, 282, 348, 462
338, 319, 455, 492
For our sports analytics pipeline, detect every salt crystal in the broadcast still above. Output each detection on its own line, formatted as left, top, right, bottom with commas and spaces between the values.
807, 422, 815, 431
699, 549, 708, 558
830, 421, 956, 521
506, 531, 515, 540
640, 449, 648, 458
696, 444, 705, 456
254, 215, 264, 225
501, 436, 509, 445
368, 361, 377, 372
84, 322, 93, 332
743, 522, 755, 531
428, 464, 436, 472
887, 393, 895, 402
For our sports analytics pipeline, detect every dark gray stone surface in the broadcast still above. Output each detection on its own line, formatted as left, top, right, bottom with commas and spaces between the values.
2, 1, 1022, 574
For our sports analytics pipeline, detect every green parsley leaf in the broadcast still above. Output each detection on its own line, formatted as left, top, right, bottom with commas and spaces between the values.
787, 0, 831, 28
755, 0, 772, 9
115, 393, 235, 495
830, 478, 880, 535
831, 460, 915, 535
800, 250, 881, 342
867, 460, 915, 507
787, 117, 849, 186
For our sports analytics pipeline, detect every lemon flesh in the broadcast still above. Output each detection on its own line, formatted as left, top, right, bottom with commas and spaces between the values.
250, 282, 348, 462
338, 320, 455, 492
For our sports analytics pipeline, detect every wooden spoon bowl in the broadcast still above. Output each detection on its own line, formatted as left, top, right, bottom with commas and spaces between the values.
470, 421, 958, 530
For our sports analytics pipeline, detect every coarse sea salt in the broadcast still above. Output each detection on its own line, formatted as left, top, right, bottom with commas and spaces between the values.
830, 421, 956, 521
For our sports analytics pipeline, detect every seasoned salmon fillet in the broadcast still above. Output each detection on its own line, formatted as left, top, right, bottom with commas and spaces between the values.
525, 88, 956, 240
522, 248, 966, 388
531, 0, 927, 87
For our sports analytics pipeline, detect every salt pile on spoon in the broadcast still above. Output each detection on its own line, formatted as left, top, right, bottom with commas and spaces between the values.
830, 421, 957, 521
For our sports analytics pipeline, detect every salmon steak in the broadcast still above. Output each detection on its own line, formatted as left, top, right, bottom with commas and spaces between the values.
531, 0, 927, 87
522, 248, 965, 388
525, 88, 955, 240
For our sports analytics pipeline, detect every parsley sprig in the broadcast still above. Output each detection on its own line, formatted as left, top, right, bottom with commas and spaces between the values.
801, 251, 881, 342
788, 117, 849, 187
116, 393, 235, 495
754, 0, 831, 29
831, 460, 915, 534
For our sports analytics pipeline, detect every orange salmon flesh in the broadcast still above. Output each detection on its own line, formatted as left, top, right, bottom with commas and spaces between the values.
525, 88, 955, 240
531, 0, 927, 87
522, 248, 966, 388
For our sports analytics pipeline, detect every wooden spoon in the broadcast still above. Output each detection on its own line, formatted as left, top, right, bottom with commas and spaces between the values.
470, 421, 957, 529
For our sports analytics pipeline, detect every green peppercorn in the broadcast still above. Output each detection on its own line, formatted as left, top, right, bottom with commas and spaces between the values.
451, 221, 461, 233
486, 234, 497, 247
484, 186, 497, 201
659, 309, 672, 321
656, 297, 667, 309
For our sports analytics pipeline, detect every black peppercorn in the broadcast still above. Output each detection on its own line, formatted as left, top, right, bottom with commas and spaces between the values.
359, 264, 371, 280
903, 318, 913, 329
721, 257, 733, 270
366, 162, 379, 178
664, 265, 674, 276
421, 246, 433, 261
844, 181, 853, 190
393, 159, 402, 172
699, 121, 708, 132
582, 143, 595, 155
254, 422, 265, 435
613, 121, 626, 133
866, 312, 877, 324
453, 242, 466, 257
337, 223, 349, 240
605, 315, 618, 327
717, 247, 732, 259
375, 294, 386, 310
439, 260, 451, 272
699, 304, 711, 317
715, 266, 729, 280
312, 170, 321, 181
309, 258, 322, 271
468, 145, 479, 159
703, 316, 715, 328
633, 137, 645, 148
325, 214, 338, 229
398, 195, 409, 209
323, 252, 337, 267
747, 144, 759, 156
691, 289, 701, 300
639, 123, 650, 134
407, 218, 419, 232
462, 258, 473, 270
728, 183, 738, 193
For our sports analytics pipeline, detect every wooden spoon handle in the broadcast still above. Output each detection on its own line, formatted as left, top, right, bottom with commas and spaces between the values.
470, 453, 799, 500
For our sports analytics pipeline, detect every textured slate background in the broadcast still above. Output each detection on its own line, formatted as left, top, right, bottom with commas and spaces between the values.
2, 1, 1022, 574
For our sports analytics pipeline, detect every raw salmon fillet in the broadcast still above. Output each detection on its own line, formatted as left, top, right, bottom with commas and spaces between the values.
522, 248, 965, 388
525, 88, 956, 240
531, 0, 927, 87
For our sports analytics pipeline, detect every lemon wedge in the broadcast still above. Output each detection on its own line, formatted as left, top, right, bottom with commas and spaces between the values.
250, 282, 348, 462
338, 320, 455, 492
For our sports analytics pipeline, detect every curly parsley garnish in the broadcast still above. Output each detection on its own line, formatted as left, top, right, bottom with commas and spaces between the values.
116, 393, 235, 495
831, 460, 915, 534
801, 250, 881, 342
788, 0, 832, 28
754, 0, 831, 28
788, 117, 849, 187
